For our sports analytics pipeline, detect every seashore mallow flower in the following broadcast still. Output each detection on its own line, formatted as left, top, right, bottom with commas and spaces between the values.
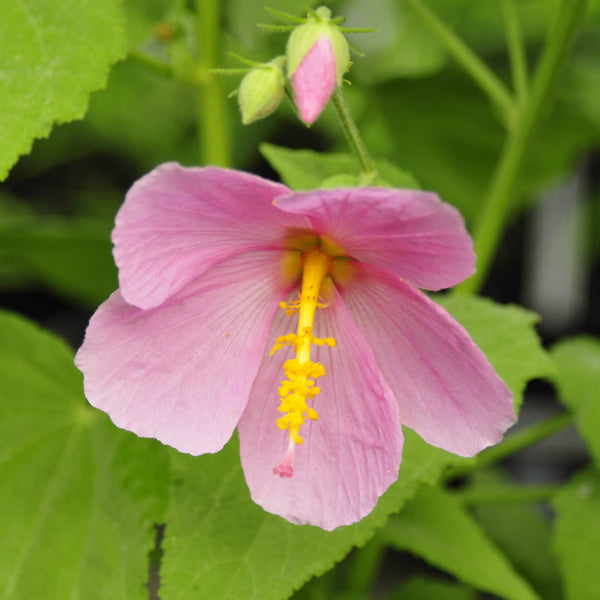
75, 163, 516, 531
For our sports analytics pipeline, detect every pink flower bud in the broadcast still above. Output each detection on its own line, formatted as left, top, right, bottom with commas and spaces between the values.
291, 35, 337, 125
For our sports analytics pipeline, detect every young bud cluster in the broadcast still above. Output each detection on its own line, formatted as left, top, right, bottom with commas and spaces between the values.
230, 5, 359, 126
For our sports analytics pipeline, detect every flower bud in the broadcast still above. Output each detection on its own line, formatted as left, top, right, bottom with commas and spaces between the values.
286, 7, 350, 125
238, 56, 286, 125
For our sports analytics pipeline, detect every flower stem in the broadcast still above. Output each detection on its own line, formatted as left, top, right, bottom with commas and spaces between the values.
330, 88, 378, 184
455, 0, 589, 294
404, 0, 517, 129
196, 0, 230, 166
454, 483, 559, 506
502, 0, 529, 103
446, 412, 575, 479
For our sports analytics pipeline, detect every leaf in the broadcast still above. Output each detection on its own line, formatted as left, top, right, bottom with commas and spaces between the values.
551, 337, 600, 467
0, 0, 127, 180
0, 311, 169, 599
382, 486, 541, 600
0, 217, 117, 307
161, 431, 456, 600
469, 470, 562, 600
437, 296, 555, 413
553, 470, 600, 600
260, 143, 420, 190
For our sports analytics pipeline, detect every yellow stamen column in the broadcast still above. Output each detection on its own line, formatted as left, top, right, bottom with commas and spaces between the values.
272, 249, 336, 478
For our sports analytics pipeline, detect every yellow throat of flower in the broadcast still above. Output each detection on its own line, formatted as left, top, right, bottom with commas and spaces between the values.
271, 248, 336, 478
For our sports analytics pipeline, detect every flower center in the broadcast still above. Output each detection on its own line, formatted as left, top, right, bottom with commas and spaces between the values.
271, 248, 336, 478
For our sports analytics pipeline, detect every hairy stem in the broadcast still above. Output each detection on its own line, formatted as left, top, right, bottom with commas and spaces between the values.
502, 0, 529, 102
330, 88, 378, 183
456, 0, 589, 294
405, 0, 517, 128
196, 0, 230, 166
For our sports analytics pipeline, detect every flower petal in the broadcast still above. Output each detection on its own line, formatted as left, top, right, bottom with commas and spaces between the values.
113, 163, 305, 309
291, 35, 337, 125
275, 187, 475, 291
238, 288, 403, 530
341, 265, 515, 457
75, 251, 287, 455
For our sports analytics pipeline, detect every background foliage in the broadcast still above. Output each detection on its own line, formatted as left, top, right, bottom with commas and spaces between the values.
1, 0, 599, 598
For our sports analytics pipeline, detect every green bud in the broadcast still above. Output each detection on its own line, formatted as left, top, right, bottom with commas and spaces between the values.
238, 56, 286, 125
286, 6, 350, 86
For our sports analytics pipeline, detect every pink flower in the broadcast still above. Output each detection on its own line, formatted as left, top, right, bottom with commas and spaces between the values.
291, 35, 338, 125
75, 163, 515, 530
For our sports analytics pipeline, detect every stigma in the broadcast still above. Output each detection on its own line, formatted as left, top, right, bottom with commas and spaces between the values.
271, 249, 336, 478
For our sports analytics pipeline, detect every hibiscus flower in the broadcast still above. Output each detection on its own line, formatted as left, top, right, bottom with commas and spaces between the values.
75, 163, 515, 530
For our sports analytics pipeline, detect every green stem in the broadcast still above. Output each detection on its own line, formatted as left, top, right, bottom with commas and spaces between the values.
196, 0, 230, 166
502, 0, 529, 102
405, 0, 517, 129
455, 483, 559, 506
330, 88, 378, 183
456, 0, 589, 294
446, 412, 575, 480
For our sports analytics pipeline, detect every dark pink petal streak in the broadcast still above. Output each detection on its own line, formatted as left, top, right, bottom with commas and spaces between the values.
342, 265, 516, 457
75, 251, 287, 456
238, 289, 403, 530
275, 187, 475, 291
113, 163, 306, 310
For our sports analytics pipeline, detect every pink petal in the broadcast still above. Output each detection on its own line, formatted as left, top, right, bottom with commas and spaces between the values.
341, 265, 515, 457
75, 251, 288, 455
238, 287, 403, 530
113, 163, 306, 309
292, 35, 337, 125
275, 187, 475, 291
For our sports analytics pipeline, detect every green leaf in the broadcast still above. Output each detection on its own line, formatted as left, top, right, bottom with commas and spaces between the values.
437, 296, 555, 413
551, 337, 600, 467
260, 143, 420, 190
469, 471, 562, 600
390, 577, 477, 600
0, 311, 169, 599
0, 0, 127, 180
553, 470, 600, 600
161, 431, 456, 600
0, 217, 116, 306
382, 486, 541, 600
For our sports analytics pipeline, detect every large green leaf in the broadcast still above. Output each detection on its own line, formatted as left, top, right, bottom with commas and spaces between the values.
260, 143, 419, 190
553, 470, 600, 600
0, 311, 169, 599
438, 296, 554, 413
0, 0, 127, 180
161, 431, 454, 600
382, 486, 540, 600
551, 337, 600, 467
